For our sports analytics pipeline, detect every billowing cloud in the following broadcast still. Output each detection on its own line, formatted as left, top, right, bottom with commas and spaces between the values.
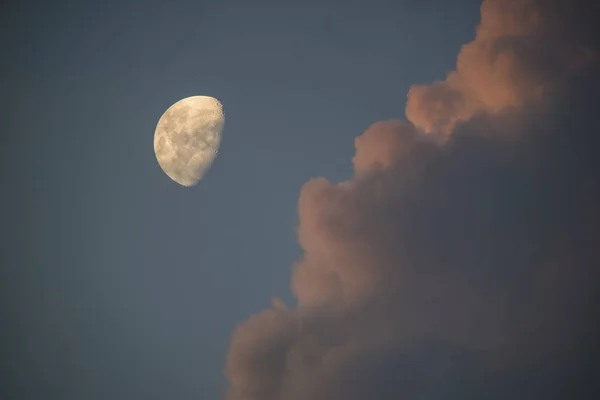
223, 1, 600, 399
405, 0, 598, 135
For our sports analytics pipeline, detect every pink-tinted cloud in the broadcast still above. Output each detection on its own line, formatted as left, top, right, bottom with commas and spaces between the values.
405, 0, 598, 135
223, 1, 600, 399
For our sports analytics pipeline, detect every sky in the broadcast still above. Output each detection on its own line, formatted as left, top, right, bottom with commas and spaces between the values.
1, 0, 599, 399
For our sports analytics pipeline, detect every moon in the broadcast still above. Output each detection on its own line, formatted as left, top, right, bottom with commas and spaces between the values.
154, 96, 224, 187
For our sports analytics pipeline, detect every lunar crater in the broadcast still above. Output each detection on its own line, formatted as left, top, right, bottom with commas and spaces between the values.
154, 96, 224, 187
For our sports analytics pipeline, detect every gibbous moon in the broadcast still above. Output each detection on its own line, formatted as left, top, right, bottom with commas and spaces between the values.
154, 96, 224, 187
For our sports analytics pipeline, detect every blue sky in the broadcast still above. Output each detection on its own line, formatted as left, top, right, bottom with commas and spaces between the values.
1, 1, 501, 398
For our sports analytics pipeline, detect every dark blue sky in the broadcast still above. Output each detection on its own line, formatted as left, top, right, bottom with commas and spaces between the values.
3, 1, 486, 398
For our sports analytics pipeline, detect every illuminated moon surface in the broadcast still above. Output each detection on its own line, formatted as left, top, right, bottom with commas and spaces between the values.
154, 96, 224, 187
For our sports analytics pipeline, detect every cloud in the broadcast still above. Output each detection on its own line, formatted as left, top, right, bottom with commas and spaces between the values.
223, 1, 600, 399
405, 0, 598, 135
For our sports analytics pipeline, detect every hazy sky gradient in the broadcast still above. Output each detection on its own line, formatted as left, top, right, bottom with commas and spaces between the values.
4, 1, 598, 399
2, 1, 481, 398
